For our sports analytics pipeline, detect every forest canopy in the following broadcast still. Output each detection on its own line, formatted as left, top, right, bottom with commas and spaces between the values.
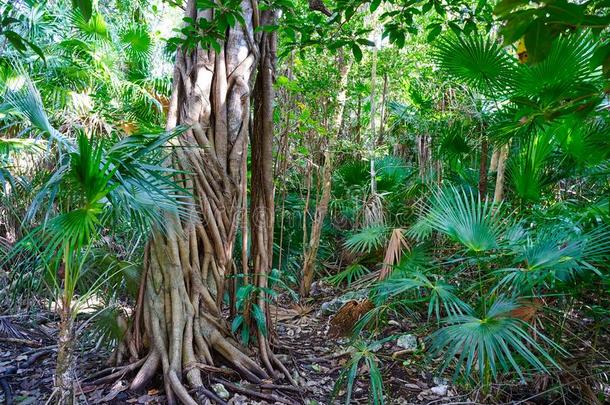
0, 0, 609, 404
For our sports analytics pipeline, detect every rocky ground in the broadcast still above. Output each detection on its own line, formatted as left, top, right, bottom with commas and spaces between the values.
0, 285, 466, 404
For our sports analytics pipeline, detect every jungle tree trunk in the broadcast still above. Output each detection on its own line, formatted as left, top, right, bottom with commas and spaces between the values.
300, 52, 351, 298
478, 138, 489, 198
250, 9, 292, 380
493, 144, 509, 202
118, 1, 281, 403
55, 300, 75, 405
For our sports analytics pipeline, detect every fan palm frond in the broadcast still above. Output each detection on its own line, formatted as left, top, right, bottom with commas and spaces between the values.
507, 132, 554, 203
429, 296, 562, 382
515, 33, 600, 103
326, 263, 370, 286
2, 70, 69, 148
496, 225, 610, 292
434, 35, 517, 96
71, 11, 110, 41
409, 186, 510, 253
121, 25, 152, 64
344, 225, 389, 254
374, 269, 468, 321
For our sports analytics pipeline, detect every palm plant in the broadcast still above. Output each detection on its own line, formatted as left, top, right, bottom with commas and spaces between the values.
429, 296, 562, 390
373, 268, 468, 322
332, 338, 388, 405
344, 224, 390, 254
3, 70, 185, 402
495, 225, 610, 294
409, 185, 511, 253
507, 131, 555, 203
434, 35, 517, 97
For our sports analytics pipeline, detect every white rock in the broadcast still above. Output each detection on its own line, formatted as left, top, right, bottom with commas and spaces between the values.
396, 334, 417, 351
431, 385, 448, 396
212, 383, 230, 399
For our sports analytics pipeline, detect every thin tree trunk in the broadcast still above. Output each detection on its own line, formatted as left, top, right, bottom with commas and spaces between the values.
250, 10, 292, 381
493, 144, 509, 202
300, 52, 351, 298
376, 73, 388, 146
369, 43, 378, 195
478, 138, 489, 198
54, 301, 74, 405
489, 149, 499, 173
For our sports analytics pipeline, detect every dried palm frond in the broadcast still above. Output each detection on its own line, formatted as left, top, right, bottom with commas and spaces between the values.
379, 228, 410, 279
361, 192, 385, 227
329, 299, 374, 338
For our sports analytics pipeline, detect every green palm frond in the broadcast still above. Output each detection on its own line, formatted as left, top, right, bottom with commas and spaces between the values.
105, 128, 191, 231
555, 118, 610, 168
434, 35, 517, 96
374, 270, 469, 321
507, 132, 554, 203
326, 263, 370, 286
439, 123, 472, 157
344, 225, 389, 254
2, 70, 69, 148
72, 11, 110, 41
515, 33, 600, 103
496, 225, 610, 292
121, 25, 152, 63
409, 186, 510, 252
332, 339, 389, 405
429, 296, 562, 382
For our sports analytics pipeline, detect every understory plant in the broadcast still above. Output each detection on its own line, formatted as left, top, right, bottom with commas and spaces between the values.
4, 77, 183, 403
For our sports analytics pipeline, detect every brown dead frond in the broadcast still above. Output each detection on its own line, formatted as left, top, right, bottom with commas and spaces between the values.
329, 299, 374, 338
379, 228, 410, 279
361, 193, 385, 227
510, 298, 543, 323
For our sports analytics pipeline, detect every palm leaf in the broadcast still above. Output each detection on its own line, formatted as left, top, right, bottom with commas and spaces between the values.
409, 186, 510, 253
429, 296, 562, 382
434, 35, 517, 96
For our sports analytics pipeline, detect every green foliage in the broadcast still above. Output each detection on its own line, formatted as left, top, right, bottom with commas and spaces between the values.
326, 263, 370, 286
332, 339, 388, 405
434, 35, 516, 96
429, 296, 562, 383
495, 0, 610, 69
344, 225, 389, 254
409, 186, 511, 252
496, 225, 610, 293
374, 268, 468, 321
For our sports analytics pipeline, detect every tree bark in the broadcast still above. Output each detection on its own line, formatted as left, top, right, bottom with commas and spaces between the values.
250, 9, 292, 381
478, 138, 489, 198
493, 144, 509, 202
117, 1, 282, 402
54, 302, 75, 405
300, 52, 351, 298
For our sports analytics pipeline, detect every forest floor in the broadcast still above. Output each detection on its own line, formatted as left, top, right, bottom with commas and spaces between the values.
0, 284, 581, 404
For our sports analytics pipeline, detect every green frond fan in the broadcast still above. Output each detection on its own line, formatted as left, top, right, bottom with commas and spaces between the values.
507, 131, 554, 203
554, 117, 610, 169
429, 296, 563, 387
496, 225, 610, 293
71, 10, 110, 41
409, 186, 511, 253
514, 33, 602, 111
433, 35, 517, 97
344, 225, 389, 254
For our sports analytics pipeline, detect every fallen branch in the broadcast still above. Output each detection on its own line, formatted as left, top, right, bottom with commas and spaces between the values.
0, 337, 42, 347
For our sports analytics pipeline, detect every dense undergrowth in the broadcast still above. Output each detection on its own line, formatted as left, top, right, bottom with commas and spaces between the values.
1, 0, 609, 403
